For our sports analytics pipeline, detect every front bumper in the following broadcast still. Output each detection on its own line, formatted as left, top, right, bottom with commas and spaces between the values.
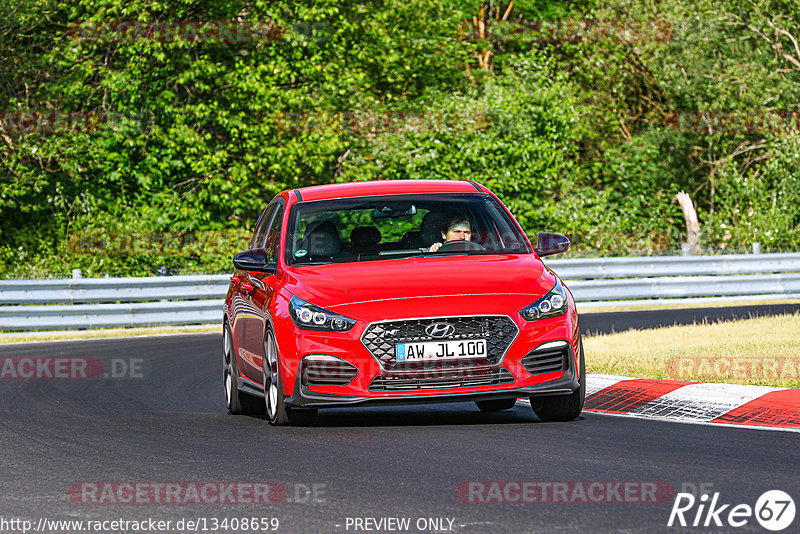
271, 292, 581, 409
283, 360, 579, 408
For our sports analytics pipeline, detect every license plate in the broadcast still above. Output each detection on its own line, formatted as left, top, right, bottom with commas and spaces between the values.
395, 339, 487, 362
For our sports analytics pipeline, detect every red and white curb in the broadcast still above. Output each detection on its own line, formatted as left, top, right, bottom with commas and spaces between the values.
582, 374, 800, 431
522, 374, 800, 432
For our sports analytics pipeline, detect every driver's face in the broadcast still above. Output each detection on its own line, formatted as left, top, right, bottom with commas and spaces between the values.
444, 223, 471, 242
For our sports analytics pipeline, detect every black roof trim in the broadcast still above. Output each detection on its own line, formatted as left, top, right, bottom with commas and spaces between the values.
467, 181, 482, 192
293, 189, 304, 202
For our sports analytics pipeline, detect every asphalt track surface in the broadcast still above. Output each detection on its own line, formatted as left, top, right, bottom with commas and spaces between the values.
2, 306, 799, 534
580, 302, 800, 335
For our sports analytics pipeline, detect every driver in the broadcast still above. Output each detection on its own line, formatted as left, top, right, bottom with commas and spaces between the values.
429, 214, 472, 252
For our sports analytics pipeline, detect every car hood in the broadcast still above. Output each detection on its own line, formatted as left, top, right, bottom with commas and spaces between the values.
283, 254, 556, 318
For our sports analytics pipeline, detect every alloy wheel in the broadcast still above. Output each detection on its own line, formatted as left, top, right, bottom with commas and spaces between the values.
263, 332, 280, 420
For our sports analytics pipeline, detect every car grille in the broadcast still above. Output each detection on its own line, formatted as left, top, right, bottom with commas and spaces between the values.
361, 315, 519, 373
369, 368, 514, 391
521, 342, 569, 375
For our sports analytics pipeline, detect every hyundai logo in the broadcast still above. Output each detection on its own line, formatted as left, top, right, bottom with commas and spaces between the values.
383, 328, 399, 338
425, 323, 455, 338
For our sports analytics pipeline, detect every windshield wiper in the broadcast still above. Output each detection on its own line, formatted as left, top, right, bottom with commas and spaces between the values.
377, 250, 425, 257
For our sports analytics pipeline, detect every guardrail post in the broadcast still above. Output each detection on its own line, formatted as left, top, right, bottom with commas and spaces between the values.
752, 242, 761, 254
71, 269, 82, 279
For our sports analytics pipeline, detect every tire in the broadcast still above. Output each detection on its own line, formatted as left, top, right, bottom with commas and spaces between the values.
530, 339, 585, 422
475, 398, 518, 411
263, 329, 317, 426
223, 320, 264, 415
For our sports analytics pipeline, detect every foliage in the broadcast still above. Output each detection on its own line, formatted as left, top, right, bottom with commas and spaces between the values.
1, 0, 799, 276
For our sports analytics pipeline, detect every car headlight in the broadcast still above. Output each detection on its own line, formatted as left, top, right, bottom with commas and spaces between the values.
520, 278, 568, 321
289, 296, 356, 331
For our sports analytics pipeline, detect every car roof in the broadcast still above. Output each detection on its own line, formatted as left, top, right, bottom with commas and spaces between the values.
293, 180, 485, 203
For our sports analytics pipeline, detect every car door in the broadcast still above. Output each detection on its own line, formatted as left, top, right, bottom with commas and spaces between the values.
239, 200, 284, 384
231, 202, 277, 385
230, 203, 275, 360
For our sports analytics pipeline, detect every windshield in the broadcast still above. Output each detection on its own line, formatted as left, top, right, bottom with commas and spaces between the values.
285, 193, 531, 265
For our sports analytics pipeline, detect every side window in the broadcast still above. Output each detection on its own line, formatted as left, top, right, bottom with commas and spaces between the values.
264, 204, 285, 263
251, 204, 277, 249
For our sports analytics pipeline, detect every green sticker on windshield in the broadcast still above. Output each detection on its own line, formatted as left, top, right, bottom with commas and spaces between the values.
295, 249, 308, 257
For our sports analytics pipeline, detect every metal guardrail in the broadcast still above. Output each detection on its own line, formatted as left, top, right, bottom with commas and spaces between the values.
544, 253, 800, 279
1, 253, 799, 331
0, 275, 230, 331
544, 253, 800, 309
0, 301, 223, 330
0, 275, 230, 304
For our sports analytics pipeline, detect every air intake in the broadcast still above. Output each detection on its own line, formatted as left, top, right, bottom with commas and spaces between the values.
521, 341, 569, 375
301, 355, 358, 386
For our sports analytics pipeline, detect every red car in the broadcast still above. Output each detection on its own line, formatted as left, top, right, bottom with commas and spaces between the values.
223, 180, 584, 425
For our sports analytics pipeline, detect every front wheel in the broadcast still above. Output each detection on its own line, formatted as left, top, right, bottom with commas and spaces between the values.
530, 340, 585, 422
263, 330, 317, 426
223, 321, 264, 415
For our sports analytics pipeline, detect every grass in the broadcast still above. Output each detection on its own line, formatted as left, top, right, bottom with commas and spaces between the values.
0, 325, 218, 344
584, 312, 800, 388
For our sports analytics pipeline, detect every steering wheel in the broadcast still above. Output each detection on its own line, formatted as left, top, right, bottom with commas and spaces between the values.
437, 240, 485, 252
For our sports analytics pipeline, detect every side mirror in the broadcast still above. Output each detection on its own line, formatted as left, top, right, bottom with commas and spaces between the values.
233, 248, 277, 273
535, 232, 570, 257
